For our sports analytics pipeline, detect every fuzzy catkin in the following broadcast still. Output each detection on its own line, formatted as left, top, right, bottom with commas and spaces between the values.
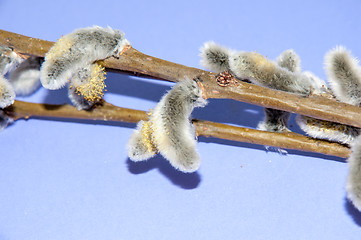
229, 51, 322, 95
0, 46, 23, 75
9, 57, 42, 96
68, 63, 106, 110
0, 75, 15, 108
297, 47, 361, 145
68, 87, 94, 111
346, 135, 361, 211
40, 26, 130, 90
325, 46, 361, 106
257, 108, 291, 132
199, 43, 327, 132
0, 47, 22, 108
199, 41, 234, 73
296, 115, 361, 145
0, 109, 13, 130
276, 49, 302, 73
128, 79, 207, 173
257, 49, 302, 132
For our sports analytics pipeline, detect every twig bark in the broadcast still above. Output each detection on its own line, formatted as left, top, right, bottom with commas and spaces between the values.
1, 29, 361, 128
8, 100, 350, 158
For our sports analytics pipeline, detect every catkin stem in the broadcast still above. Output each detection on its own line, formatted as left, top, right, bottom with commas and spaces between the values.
0, 29, 356, 158
1, 29, 361, 128
8, 100, 350, 158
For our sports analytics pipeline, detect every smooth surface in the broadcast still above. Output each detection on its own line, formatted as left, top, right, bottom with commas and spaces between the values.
1, 0, 361, 239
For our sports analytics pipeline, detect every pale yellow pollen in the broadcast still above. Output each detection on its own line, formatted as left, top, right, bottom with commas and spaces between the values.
304, 116, 349, 133
140, 120, 158, 154
252, 52, 272, 69
75, 64, 107, 102
45, 36, 74, 61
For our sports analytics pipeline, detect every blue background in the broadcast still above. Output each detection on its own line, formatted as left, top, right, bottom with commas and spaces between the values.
1, 0, 361, 239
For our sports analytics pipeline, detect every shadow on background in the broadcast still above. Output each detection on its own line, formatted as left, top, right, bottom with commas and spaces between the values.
345, 197, 361, 227
126, 155, 201, 190
43, 87, 72, 105
106, 72, 172, 102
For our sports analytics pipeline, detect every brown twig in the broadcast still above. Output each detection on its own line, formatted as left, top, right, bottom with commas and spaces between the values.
8, 100, 350, 158
1, 29, 361, 128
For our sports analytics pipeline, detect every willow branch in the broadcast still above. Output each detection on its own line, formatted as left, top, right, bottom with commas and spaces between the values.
8, 100, 350, 158
1, 29, 361, 129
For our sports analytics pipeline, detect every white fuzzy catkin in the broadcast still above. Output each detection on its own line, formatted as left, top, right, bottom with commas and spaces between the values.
296, 115, 360, 145
346, 135, 361, 211
257, 108, 291, 132
0, 46, 23, 75
274, 50, 342, 141
301, 71, 327, 95
127, 120, 158, 160
229, 51, 323, 95
68, 87, 94, 111
0, 46, 22, 108
257, 49, 301, 132
199, 41, 234, 73
127, 79, 208, 173
324, 48, 361, 211
199, 43, 328, 133
40, 26, 130, 90
247, 49, 328, 135
67, 63, 105, 110
325, 46, 361, 106
199, 42, 325, 95
0, 109, 13, 130
297, 47, 361, 145
276, 49, 302, 73
0, 75, 15, 108
9, 56, 42, 96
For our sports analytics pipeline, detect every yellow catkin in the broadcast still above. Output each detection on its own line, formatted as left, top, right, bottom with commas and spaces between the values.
141, 120, 158, 154
75, 64, 107, 102
45, 36, 73, 61
304, 117, 350, 133
252, 52, 272, 69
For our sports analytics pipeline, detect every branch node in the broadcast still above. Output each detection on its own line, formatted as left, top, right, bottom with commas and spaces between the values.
216, 70, 237, 87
